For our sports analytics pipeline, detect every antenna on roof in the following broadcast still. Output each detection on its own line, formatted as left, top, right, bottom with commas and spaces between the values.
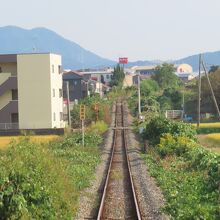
32, 45, 37, 53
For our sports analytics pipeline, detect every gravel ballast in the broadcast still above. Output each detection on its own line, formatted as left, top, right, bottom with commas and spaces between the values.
124, 102, 169, 220
75, 103, 116, 220
75, 101, 169, 219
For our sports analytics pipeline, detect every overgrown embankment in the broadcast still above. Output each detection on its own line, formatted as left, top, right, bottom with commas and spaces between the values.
0, 128, 106, 219
142, 117, 220, 219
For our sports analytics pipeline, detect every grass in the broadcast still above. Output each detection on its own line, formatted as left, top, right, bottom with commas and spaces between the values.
192, 122, 220, 127
198, 133, 220, 154
0, 132, 102, 219
0, 135, 59, 150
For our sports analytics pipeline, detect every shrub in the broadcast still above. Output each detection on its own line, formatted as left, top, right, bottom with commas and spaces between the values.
144, 116, 197, 144
56, 132, 103, 148
71, 95, 112, 128
157, 134, 196, 157
87, 121, 108, 135
0, 138, 76, 219
145, 134, 220, 219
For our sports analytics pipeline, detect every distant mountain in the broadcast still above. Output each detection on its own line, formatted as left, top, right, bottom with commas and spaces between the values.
126, 60, 162, 67
174, 51, 220, 71
0, 26, 220, 71
127, 51, 220, 71
0, 26, 116, 69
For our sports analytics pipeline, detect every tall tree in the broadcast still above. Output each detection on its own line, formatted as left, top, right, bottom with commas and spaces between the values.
152, 63, 180, 89
110, 64, 125, 86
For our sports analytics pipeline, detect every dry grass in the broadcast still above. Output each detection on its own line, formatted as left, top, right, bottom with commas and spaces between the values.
198, 133, 220, 154
192, 122, 220, 127
0, 135, 59, 150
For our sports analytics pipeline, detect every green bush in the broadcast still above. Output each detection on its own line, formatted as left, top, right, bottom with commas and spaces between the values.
71, 95, 112, 128
87, 121, 108, 135
51, 135, 100, 191
144, 116, 197, 144
145, 133, 220, 219
157, 134, 196, 157
56, 132, 103, 148
0, 132, 103, 219
0, 138, 76, 219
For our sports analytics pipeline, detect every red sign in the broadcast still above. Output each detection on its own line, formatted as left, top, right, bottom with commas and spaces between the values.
119, 57, 128, 64
91, 76, 98, 81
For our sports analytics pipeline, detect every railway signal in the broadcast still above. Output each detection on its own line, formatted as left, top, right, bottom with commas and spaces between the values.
80, 104, 86, 120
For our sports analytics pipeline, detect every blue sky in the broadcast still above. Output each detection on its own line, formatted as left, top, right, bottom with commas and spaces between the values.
1, 0, 220, 61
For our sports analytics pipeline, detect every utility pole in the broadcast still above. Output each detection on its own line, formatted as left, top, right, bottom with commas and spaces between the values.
197, 54, 202, 127
201, 60, 220, 120
138, 71, 141, 118
182, 88, 185, 120
66, 81, 71, 127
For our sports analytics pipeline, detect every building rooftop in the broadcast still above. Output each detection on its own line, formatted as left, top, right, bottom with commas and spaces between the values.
0, 53, 61, 63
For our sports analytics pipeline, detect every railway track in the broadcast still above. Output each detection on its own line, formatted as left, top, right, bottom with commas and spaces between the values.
97, 101, 141, 220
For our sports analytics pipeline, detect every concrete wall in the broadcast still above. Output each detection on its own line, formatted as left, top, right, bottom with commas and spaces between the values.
0, 72, 11, 84
49, 54, 63, 128
0, 63, 17, 75
17, 53, 63, 129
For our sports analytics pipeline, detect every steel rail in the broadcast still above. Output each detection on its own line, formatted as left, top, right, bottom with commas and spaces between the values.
121, 103, 142, 220
97, 101, 142, 220
96, 102, 118, 220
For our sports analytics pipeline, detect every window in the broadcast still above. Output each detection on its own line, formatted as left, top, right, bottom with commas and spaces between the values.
106, 74, 109, 79
58, 65, 62, 74
59, 89, 62, 98
74, 81, 78, 86
53, 89, 55, 97
53, 112, 56, 121
11, 113, 19, 123
52, 65, 55, 73
60, 112, 63, 120
12, 89, 18, 100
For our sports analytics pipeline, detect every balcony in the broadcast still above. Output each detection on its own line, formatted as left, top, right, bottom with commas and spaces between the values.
0, 100, 18, 124
0, 73, 17, 97
0, 123, 19, 130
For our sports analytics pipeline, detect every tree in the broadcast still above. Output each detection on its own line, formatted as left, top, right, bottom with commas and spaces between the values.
109, 64, 125, 87
163, 87, 182, 109
152, 63, 181, 89
209, 65, 219, 73
140, 79, 159, 96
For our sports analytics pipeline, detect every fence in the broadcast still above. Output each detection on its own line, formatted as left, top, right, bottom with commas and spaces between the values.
165, 110, 183, 120
0, 123, 19, 130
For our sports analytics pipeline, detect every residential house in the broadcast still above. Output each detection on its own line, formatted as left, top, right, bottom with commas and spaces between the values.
63, 71, 85, 102
79, 68, 114, 85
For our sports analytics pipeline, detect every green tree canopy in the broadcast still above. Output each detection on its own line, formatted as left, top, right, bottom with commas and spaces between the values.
152, 63, 181, 89
110, 64, 125, 87
208, 65, 219, 73
140, 79, 159, 96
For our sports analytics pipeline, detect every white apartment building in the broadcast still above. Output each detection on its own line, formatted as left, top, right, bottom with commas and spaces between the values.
0, 53, 64, 130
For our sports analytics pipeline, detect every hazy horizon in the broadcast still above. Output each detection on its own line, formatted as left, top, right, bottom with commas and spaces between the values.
1, 0, 220, 62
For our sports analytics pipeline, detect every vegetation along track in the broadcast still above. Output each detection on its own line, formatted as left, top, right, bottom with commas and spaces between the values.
97, 100, 141, 220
